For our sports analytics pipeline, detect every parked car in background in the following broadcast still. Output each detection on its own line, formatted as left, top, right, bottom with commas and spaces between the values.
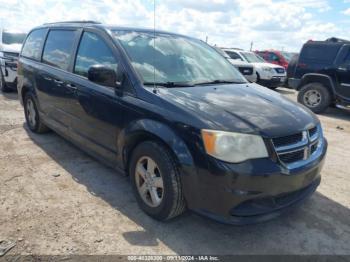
288, 38, 350, 113
255, 50, 296, 69
214, 47, 256, 82
0, 29, 27, 92
224, 49, 286, 89
18, 21, 327, 225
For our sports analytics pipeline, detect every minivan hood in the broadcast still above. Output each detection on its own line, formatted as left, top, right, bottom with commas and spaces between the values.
158, 83, 318, 137
0, 43, 22, 53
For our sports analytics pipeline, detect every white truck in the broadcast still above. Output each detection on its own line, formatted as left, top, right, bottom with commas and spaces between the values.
222, 48, 287, 89
214, 47, 257, 83
0, 29, 27, 92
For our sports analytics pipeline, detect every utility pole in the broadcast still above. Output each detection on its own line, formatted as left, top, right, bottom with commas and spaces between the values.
205, 36, 208, 43
250, 41, 253, 51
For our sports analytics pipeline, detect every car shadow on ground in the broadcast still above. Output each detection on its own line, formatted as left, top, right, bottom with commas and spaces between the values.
322, 107, 350, 122
275, 88, 296, 95
0, 90, 18, 100
24, 125, 350, 254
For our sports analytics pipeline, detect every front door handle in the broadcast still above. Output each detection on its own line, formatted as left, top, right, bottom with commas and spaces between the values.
54, 79, 64, 84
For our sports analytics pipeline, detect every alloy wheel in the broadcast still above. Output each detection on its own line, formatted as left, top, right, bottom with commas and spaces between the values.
135, 156, 164, 207
26, 98, 37, 128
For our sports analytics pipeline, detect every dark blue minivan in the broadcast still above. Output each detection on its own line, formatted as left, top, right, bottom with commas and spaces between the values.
17, 21, 327, 224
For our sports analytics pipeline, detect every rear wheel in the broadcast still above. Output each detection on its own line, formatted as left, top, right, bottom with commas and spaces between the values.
297, 83, 331, 113
24, 92, 50, 133
129, 141, 186, 221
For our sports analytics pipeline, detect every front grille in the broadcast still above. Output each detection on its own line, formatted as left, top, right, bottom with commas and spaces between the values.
238, 67, 253, 75
3, 52, 19, 58
279, 149, 304, 163
311, 142, 318, 154
272, 133, 303, 148
309, 126, 317, 138
272, 125, 321, 166
274, 68, 285, 74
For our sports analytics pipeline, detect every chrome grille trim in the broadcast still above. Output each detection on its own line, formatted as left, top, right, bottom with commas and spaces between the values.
272, 125, 323, 168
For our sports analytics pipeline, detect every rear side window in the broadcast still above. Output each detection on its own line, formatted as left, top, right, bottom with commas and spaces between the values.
42, 30, 76, 70
74, 32, 118, 77
301, 44, 339, 63
21, 29, 46, 60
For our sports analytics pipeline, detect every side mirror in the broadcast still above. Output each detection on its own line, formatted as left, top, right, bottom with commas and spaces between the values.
88, 65, 118, 88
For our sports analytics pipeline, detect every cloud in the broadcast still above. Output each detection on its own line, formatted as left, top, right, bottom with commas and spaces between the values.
342, 8, 350, 15
0, 0, 347, 52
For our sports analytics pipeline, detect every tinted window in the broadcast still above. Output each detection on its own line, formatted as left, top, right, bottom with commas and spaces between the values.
302, 44, 339, 63
226, 51, 243, 61
21, 29, 46, 60
42, 30, 76, 70
74, 32, 117, 77
343, 51, 350, 63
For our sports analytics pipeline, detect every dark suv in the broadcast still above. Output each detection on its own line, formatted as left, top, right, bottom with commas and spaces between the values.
18, 21, 327, 225
288, 38, 350, 113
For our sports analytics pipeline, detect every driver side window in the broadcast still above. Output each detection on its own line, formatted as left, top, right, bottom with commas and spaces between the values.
74, 32, 118, 77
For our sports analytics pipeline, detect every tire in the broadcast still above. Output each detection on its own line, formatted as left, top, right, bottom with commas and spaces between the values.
24, 92, 50, 133
0, 67, 11, 93
256, 72, 260, 83
297, 83, 331, 114
129, 141, 186, 221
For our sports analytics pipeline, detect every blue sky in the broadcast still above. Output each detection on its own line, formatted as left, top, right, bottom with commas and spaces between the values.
0, 0, 349, 52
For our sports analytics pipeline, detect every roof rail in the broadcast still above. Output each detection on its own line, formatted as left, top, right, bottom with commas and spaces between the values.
221, 47, 244, 51
43, 20, 101, 25
325, 37, 350, 43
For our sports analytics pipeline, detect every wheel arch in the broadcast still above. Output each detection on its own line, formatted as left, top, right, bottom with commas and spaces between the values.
298, 74, 336, 98
118, 119, 195, 176
20, 82, 36, 106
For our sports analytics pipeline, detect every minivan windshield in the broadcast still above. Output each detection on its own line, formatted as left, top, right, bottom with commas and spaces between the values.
113, 31, 246, 86
2, 32, 27, 45
241, 52, 266, 63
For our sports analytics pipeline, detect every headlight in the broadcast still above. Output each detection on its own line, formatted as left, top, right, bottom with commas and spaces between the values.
262, 67, 272, 72
201, 130, 268, 163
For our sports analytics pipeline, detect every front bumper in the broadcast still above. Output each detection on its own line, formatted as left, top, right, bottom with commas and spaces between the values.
190, 138, 327, 225
1, 59, 18, 90
258, 76, 286, 87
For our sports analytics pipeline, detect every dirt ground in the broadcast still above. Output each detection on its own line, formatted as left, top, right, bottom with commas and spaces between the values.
0, 88, 349, 256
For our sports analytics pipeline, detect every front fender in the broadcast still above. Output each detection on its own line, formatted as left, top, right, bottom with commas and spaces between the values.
117, 119, 195, 174
117, 119, 201, 208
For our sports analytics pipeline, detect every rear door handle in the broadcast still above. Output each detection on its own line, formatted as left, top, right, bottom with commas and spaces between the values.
66, 83, 77, 90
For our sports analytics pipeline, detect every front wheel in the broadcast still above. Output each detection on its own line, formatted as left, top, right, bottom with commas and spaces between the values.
297, 83, 331, 113
129, 141, 186, 221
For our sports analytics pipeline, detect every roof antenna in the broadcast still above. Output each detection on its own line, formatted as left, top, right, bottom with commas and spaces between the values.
152, 0, 158, 94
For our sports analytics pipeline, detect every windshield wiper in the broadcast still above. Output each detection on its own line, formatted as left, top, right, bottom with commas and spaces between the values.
143, 81, 195, 88
194, 80, 246, 86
